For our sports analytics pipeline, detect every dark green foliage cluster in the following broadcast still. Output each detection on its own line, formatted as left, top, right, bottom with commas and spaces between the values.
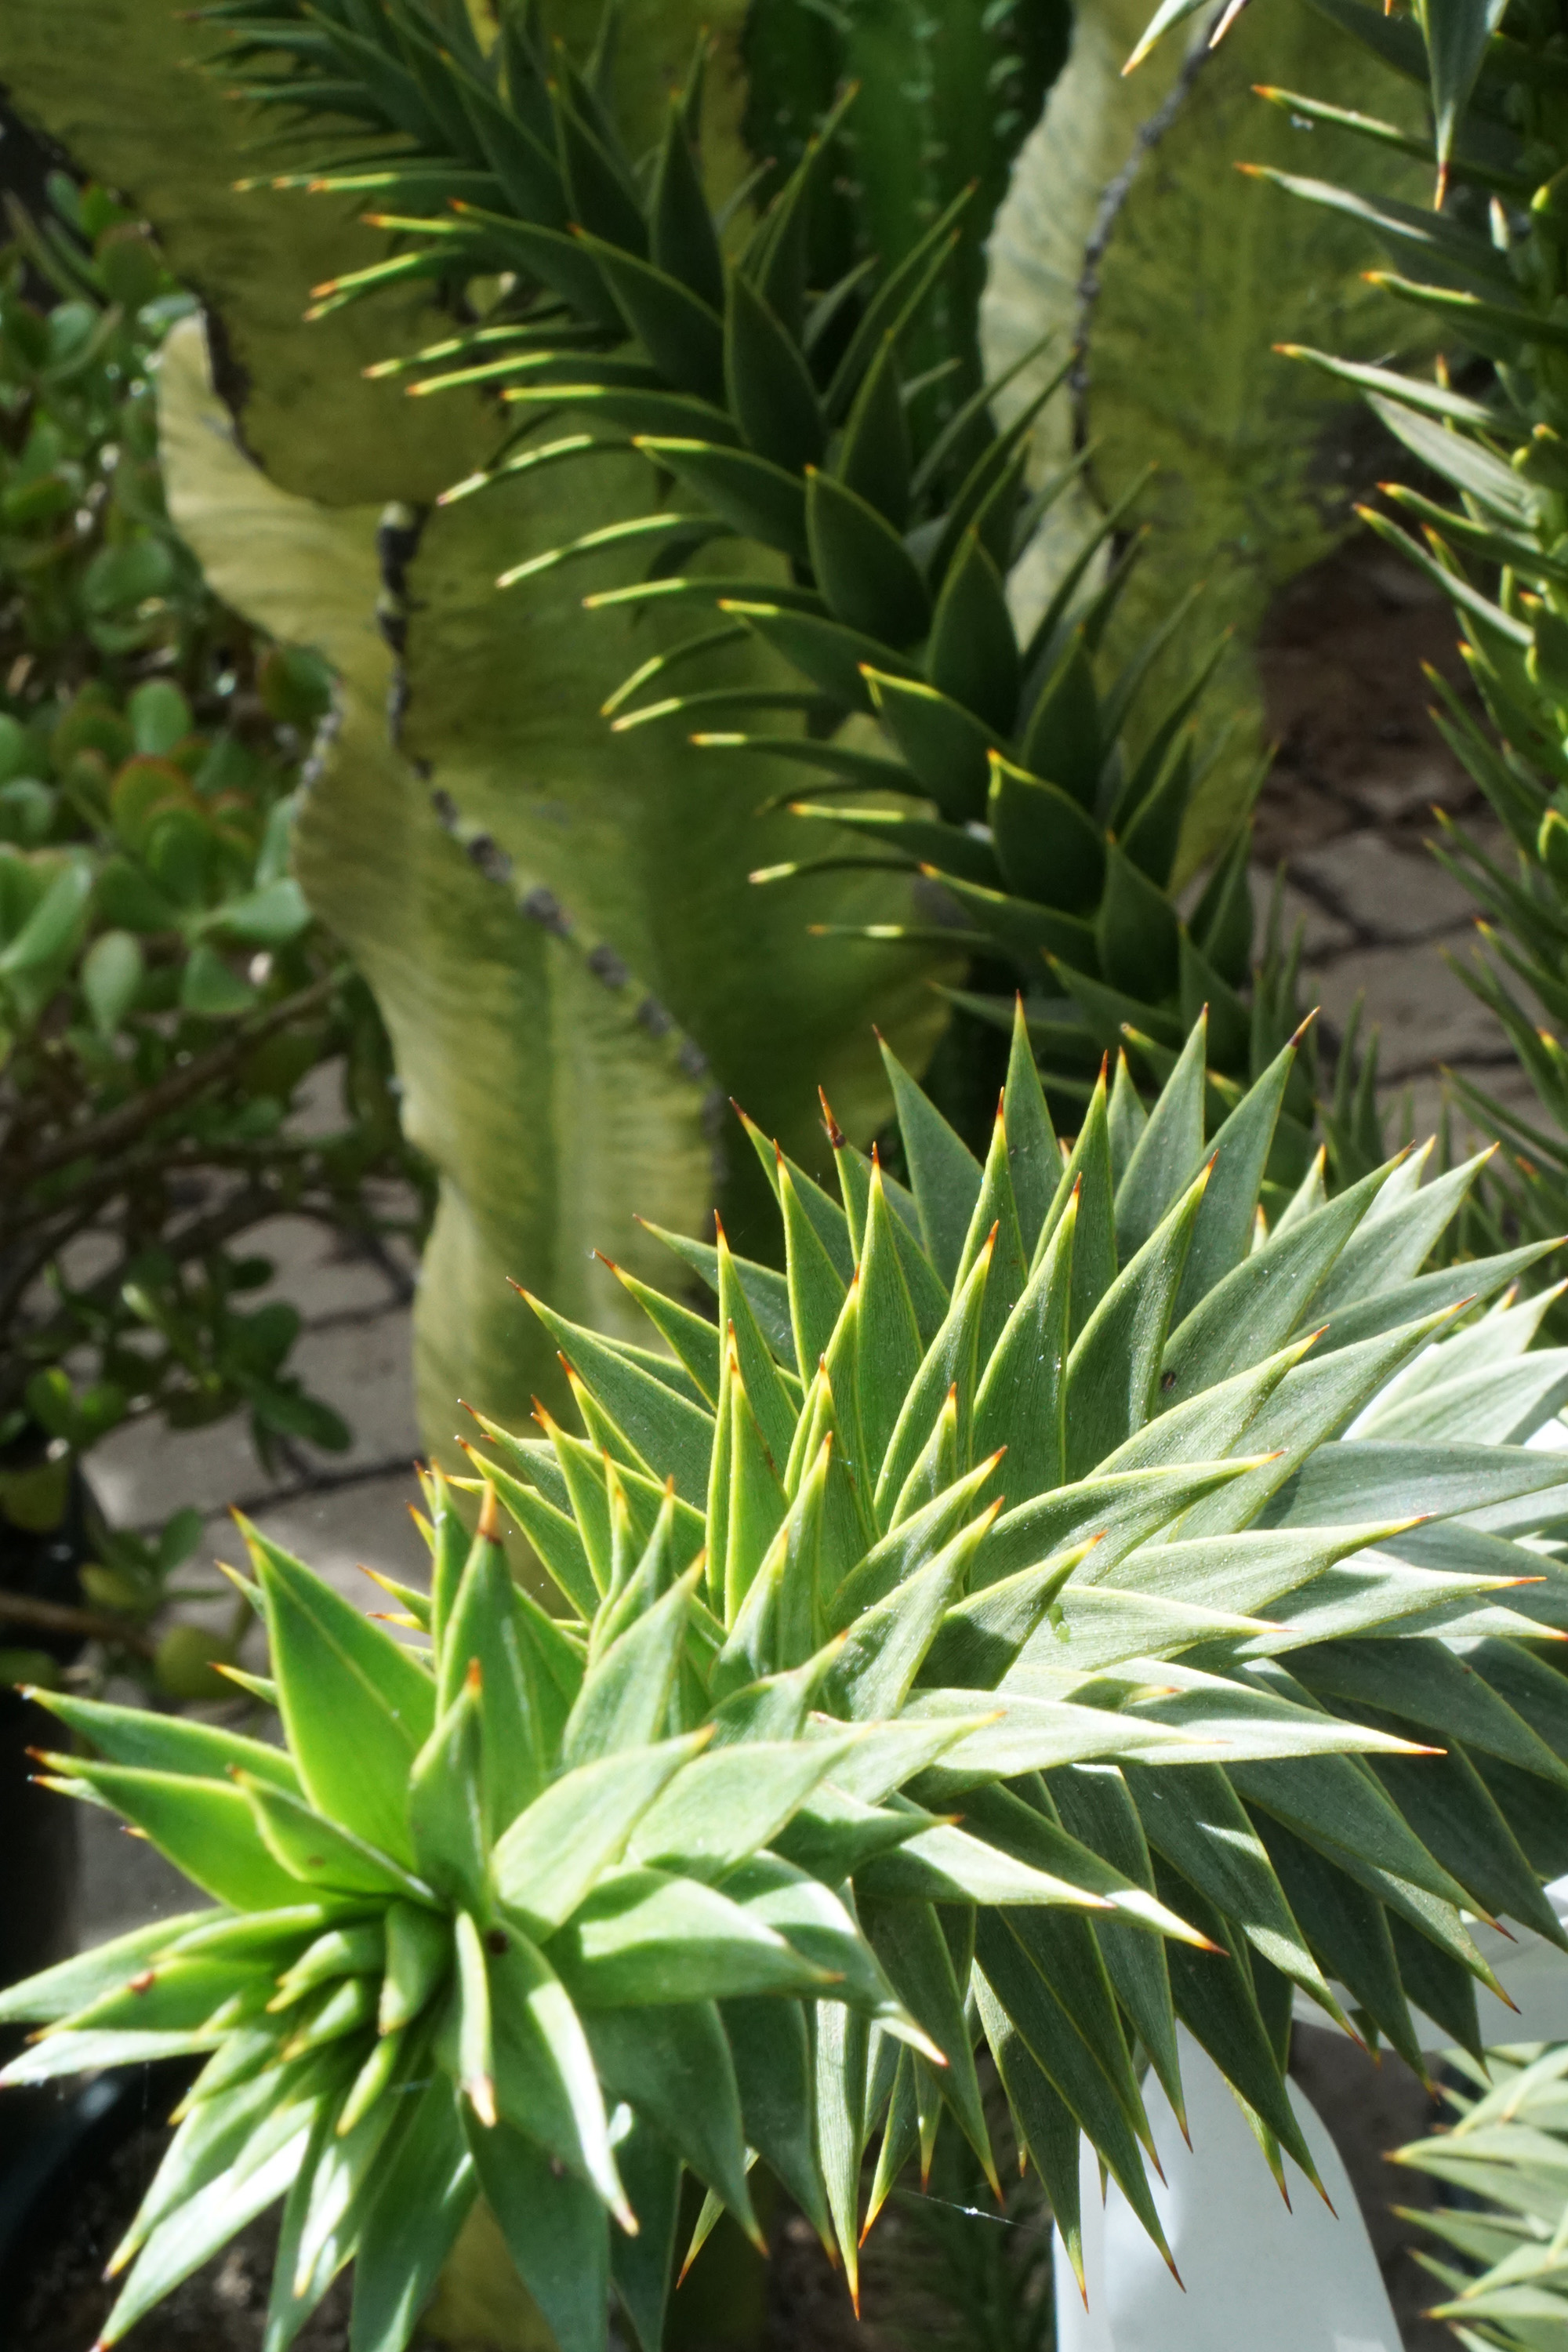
0, 667, 411, 1467
199, 0, 1258, 1094
0, 178, 430, 1693
0, 172, 209, 674
739, 0, 1070, 430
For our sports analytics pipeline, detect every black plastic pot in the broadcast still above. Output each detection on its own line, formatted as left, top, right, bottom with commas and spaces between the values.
0, 1436, 94, 1990
0, 1686, 78, 1994
0, 2060, 191, 2349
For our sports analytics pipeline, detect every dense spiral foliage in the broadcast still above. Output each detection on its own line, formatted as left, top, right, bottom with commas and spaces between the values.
9, 1007, 1568, 2348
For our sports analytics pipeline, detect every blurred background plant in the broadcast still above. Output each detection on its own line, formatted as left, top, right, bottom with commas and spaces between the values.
0, 167, 431, 1700
1393, 2040, 1568, 2348
979, 0, 1435, 886
0, 174, 203, 673
738, 0, 1070, 430
867, 2096, 1054, 2352
1137, 0, 1568, 1313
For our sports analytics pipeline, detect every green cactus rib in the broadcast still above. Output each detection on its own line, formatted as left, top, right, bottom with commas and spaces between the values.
196, 0, 1255, 1079
11, 1004, 1568, 2349
737, 0, 1069, 430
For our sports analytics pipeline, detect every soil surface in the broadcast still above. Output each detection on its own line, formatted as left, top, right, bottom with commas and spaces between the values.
7, 2095, 1044, 2352
9, 2114, 365, 2352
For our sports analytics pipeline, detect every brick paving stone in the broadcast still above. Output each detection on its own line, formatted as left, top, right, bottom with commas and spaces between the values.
1309, 940, 1511, 1079
242, 1212, 408, 1323
1247, 865, 1354, 962
287, 1310, 422, 1473
1463, 1054, 1560, 1131
84, 1306, 419, 1532
1392, 1058, 1549, 1157
286, 1053, 353, 1138
88, 1402, 267, 1532
1351, 751, 1464, 829
222, 1463, 430, 1609
1290, 831, 1475, 945
75, 1798, 201, 1947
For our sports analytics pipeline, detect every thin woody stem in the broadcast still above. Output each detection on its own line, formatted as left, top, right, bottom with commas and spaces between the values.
5, 970, 339, 1184
0, 1588, 157, 1658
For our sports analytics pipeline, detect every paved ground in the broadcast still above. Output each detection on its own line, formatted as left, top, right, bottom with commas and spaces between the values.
88, 1214, 427, 1595
1252, 543, 1535, 1144
74, 1203, 430, 1945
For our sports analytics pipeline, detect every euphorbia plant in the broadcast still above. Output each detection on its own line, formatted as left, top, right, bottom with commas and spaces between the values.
198, 0, 1265, 1090
9, 1004, 1568, 2350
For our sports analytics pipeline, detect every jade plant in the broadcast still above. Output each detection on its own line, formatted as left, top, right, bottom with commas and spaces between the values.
0, 180, 429, 1693
9, 1004, 1568, 2347
0, 662, 424, 1693
0, 172, 206, 675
